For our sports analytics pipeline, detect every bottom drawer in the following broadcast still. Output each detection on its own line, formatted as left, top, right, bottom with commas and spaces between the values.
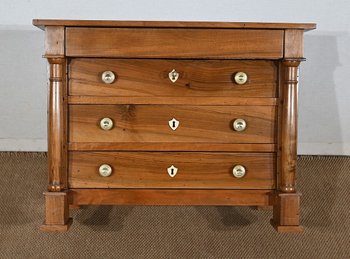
69, 152, 275, 189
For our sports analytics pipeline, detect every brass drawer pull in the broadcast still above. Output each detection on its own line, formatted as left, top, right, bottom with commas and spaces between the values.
168, 69, 179, 83
100, 117, 114, 130
99, 164, 113, 177
167, 165, 178, 177
233, 72, 248, 85
233, 118, 247, 132
232, 165, 246, 178
101, 71, 116, 84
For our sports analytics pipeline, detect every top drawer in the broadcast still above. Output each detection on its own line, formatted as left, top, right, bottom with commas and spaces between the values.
69, 59, 277, 97
66, 28, 283, 59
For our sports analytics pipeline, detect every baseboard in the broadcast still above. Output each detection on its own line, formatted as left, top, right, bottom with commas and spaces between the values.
0, 139, 47, 151
0, 139, 349, 155
298, 143, 350, 155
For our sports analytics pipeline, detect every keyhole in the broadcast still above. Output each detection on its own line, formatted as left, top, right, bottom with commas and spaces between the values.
172, 121, 176, 128
170, 168, 174, 176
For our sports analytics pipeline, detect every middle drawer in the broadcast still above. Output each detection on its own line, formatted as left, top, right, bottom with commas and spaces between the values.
69, 105, 276, 143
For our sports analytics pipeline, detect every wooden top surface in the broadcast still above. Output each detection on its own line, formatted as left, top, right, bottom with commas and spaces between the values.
33, 19, 316, 31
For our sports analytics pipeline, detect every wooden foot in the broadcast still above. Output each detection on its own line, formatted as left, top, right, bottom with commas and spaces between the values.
270, 219, 304, 233
40, 191, 72, 232
271, 192, 303, 233
40, 218, 73, 232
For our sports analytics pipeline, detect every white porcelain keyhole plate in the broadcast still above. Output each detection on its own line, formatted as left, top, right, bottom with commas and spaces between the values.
167, 165, 178, 177
168, 118, 180, 131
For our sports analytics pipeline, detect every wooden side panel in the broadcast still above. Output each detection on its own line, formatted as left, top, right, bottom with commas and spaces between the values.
69, 59, 277, 97
66, 28, 284, 59
69, 105, 276, 144
70, 189, 272, 206
69, 152, 275, 189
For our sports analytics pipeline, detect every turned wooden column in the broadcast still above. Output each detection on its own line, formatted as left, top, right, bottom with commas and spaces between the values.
47, 57, 67, 191
40, 26, 71, 232
279, 59, 300, 193
271, 58, 303, 232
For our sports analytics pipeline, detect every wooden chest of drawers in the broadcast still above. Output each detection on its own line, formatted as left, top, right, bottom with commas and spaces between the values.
33, 19, 316, 232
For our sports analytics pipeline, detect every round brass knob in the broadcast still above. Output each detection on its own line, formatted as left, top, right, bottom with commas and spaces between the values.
100, 118, 114, 130
99, 164, 112, 177
101, 71, 116, 84
234, 72, 248, 85
232, 165, 246, 178
233, 118, 247, 132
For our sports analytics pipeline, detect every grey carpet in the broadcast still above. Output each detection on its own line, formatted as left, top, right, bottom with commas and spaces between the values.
0, 153, 349, 259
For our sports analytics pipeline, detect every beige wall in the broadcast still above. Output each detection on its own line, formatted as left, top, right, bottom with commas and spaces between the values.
0, 0, 349, 154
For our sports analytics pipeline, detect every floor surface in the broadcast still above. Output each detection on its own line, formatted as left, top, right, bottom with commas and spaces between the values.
0, 153, 349, 258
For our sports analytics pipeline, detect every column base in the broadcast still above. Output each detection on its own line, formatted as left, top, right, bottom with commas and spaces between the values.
40, 191, 71, 232
270, 219, 304, 233
40, 218, 73, 232
271, 192, 303, 233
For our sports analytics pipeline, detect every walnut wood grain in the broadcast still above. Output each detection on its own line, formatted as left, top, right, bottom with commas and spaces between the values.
40, 219, 73, 232
68, 96, 278, 106
33, 19, 316, 30
279, 60, 300, 193
270, 220, 304, 233
68, 143, 276, 152
276, 62, 283, 195
271, 192, 303, 232
35, 19, 315, 233
69, 105, 276, 144
44, 26, 64, 57
69, 152, 275, 189
66, 28, 284, 59
69, 59, 277, 97
40, 191, 72, 232
70, 189, 272, 206
284, 30, 304, 58
47, 57, 67, 191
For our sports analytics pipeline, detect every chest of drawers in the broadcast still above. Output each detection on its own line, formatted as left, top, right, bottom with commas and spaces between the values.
33, 19, 316, 232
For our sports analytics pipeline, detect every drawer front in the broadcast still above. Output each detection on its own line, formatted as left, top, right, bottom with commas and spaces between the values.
69, 152, 275, 189
69, 105, 276, 144
66, 28, 283, 59
69, 59, 277, 97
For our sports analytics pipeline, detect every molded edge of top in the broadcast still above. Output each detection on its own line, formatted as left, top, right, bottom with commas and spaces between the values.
32, 19, 316, 31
